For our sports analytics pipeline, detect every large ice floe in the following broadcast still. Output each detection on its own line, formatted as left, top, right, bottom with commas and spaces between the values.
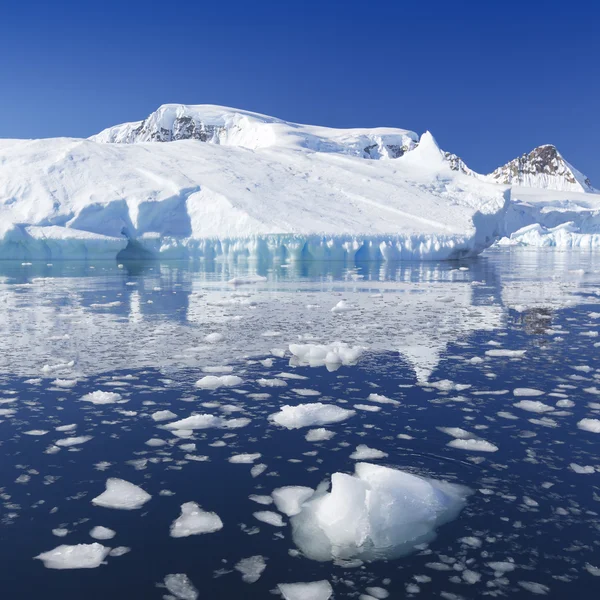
0, 104, 509, 261
287, 462, 470, 562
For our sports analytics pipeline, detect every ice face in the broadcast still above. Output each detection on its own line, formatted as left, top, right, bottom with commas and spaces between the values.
269, 403, 356, 429
91, 478, 151, 510
170, 502, 223, 537
35, 543, 110, 569
290, 463, 470, 562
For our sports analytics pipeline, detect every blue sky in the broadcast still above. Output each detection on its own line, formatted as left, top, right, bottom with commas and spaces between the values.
1, 0, 598, 181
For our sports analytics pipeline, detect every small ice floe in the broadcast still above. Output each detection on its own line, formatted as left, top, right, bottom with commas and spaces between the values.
23, 430, 49, 436
163, 414, 250, 431
570, 463, 595, 474
278, 580, 333, 600
484, 349, 526, 358
228, 275, 267, 285
195, 375, 243, 389
146, 438, 167, 447
578, 418, 600, 433
91, 478, 151, 510
228, 453, 261, 464
162, 573, 198, 600
55, 435, 92, 447
288, 342, 365, 369
513, 388, 544, 397
354, 404, 381, 412
234, 555, 267, 583
290, 462, 470, 561
518, 581, 549, 595
513, 400, 554, 413
438, 427, 498, 452
269, 403, 356, 429
251, 464, 268, 477
367, 393, 400, 406
331, 300, 356, 313
350, 445, 388, 460
257, 378, 288, 388
204, 332, 224, 343
305, 428, 336, 442
35, 543, 110, 569
170, 502, 223, 537
81, 391, 124, 405
90, 526, 116, 540
253, 511, 285, 527
51, 379, 78, 388
202, 365, 234, 373
151, 410, 177, 422
272, 486, 315, 517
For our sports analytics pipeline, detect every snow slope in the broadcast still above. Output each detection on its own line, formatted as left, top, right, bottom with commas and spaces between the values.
0, 105, 509, 261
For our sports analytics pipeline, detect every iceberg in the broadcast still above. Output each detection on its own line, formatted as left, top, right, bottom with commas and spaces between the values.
0, 105, 508, 261
290, 462, 470, 562
35, 543, 111, 569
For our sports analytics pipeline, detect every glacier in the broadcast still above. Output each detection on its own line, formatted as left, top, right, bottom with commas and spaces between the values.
2, 103, 599, 259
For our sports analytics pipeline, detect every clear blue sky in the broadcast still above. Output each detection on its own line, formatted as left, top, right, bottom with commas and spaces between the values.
1, 0, 598, 181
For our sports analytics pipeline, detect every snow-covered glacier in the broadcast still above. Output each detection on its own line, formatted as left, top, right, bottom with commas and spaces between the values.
0, 105, 509, 261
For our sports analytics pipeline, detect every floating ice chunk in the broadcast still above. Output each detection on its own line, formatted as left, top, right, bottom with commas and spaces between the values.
270, 403, 356, 429
331, 300, 356, 314
55, 435, 92, 447
90, 526, 116, 540
52, 379, 78, 388
151, 410, 177, 422
305, 428, 336, 442
249, 495, 273, 505
56, 424, 77, 432
81, 391, 123, 405
253, 511, 285, 527
170, 502, 223, 537
448, 439, 498, 453
195, 375, 243, 389
251, 463, 268, 477
585, 563, 600, 576
365, 587, 389, 599
367, 393, 400, 406
518, 581, 549, 595
229, 453, 261, 464
350, 445, 388, 460
293, 389, 321, 396
487, 561, 515, 574
228, 275, 267, 285
164, 413, 249, 431
570, 463, 595, 474
163, 574, 199, 600
290, 462, 470, 562
289, 342, 365, 368
202, 365, 234, 373
146, 438, 167, 447
234, 555, 267, 583
513, 388, 544, 397
257, 378, 288, 388
354, 404, 381, 412
204, 332, 224, 343
52, 528, 69, 537
513, 400, 554, 413
278, 580, 333, 600
556, 399, 574, 408
91, 478, 151, 510
485, 349, 526, 358
24, 430, 49, 436
272, 486, 315, 517
35, 543, 110, 569
438, 427, 473, 439
578, 418, 600, 433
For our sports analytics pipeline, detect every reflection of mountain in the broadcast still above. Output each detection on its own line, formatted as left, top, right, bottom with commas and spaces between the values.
0, 252, 597, 379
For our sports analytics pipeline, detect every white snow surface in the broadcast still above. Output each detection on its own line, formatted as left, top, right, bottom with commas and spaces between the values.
0, 105, 509, 261
290, 462, 470, 561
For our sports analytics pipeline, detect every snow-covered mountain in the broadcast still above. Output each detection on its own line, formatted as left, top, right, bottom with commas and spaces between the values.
487, 144, 594, 193
91, 104, 419, 160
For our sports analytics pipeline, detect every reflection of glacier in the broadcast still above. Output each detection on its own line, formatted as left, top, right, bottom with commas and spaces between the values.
0, 250, 597, 379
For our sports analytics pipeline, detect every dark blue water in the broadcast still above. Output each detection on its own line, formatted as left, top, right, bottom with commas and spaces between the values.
0, 250, 599, 599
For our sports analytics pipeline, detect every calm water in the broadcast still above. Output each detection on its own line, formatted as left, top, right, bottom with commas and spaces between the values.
0, 249, 599, 599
